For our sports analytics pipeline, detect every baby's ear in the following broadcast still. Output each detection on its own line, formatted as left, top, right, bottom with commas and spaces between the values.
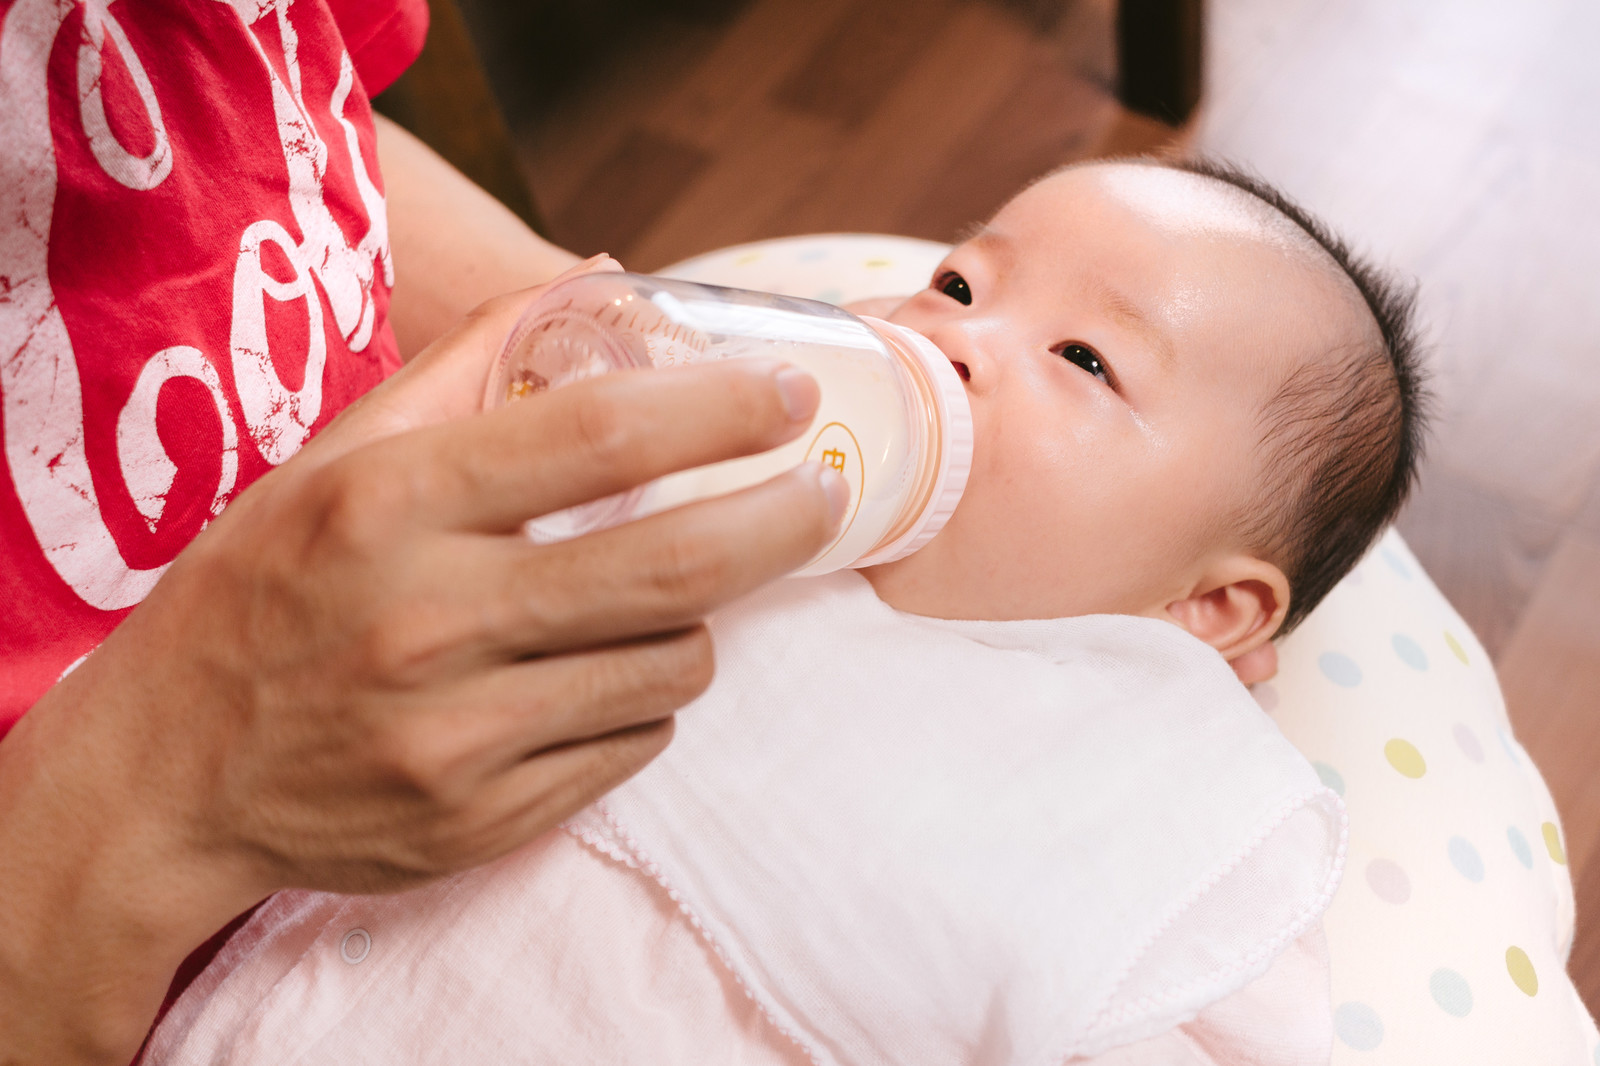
1228, 640, 1279, 685
1163, 556, 1290, 666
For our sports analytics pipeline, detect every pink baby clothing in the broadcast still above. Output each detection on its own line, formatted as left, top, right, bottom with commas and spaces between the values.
148, 834, 1335, 1065
149, 572, 1345, 1064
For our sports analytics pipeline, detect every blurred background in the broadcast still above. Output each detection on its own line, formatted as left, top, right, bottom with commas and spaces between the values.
376, 0, 1600, 1011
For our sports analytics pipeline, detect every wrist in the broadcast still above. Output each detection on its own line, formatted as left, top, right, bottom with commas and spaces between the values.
0, 672, 268, 1064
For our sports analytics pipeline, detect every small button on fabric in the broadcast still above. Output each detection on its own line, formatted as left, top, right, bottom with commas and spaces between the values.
341, 928, 371, 964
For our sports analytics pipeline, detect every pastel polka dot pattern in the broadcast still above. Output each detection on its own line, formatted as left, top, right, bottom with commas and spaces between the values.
1314, 761, 1346, 796
1384, 738, 1427, 778
662, 239, 1600, 1066
1320, 651, 1364, 687
1496, 726, 1522, 764
1508, 826, 1534, 869
1335, 1002, 1385, 1050
1265, 524, 1594, 1059
1447, 837, 1485, 882
1391, 633, 1428, 670
661, 235, 951, 314
1543, 822, 1567, 865
1453, 723, 1484, 763
1365, 858, 1411, 903
1506, 947, 1539, 996
1430, 969, 1473, 1017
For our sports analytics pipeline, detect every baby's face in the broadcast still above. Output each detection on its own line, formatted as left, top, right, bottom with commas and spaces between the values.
864, 163, 1368, 623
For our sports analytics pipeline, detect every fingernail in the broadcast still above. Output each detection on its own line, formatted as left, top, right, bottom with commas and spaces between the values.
817, 464, 849, 527
775, 366, 820, 423
559, 253, 613, 278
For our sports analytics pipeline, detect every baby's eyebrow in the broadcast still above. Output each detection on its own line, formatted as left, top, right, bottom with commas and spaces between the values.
962, 226, 1020, 278
953, 220, 992, 245
1093, 282, 1177, 371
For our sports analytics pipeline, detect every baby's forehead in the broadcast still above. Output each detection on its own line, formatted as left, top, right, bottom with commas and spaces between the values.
1015, 163, 1325, 267
969, 163, 1382, 411
1001, 163, 1373, 345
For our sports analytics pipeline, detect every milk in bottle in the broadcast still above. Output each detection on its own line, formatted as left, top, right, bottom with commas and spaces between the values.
484, 272, 972, 576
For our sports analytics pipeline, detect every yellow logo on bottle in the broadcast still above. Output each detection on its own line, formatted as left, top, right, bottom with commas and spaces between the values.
805, 422, 864, 552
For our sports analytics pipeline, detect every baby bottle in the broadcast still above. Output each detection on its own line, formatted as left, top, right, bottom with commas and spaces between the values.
483, 272, 973, 576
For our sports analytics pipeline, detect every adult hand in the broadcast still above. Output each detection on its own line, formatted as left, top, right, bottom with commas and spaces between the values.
0, 256, 844, 1064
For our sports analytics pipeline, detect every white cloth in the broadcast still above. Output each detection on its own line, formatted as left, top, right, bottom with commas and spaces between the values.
149, 572, 1344, 1066
569, 572, 1345, 1065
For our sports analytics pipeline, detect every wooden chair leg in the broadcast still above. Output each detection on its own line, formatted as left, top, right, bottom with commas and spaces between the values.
1115, 0, 1203, 126
373, 0, 549, 235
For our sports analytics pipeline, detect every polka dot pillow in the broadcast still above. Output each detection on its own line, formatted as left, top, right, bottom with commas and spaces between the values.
662, 235, 1600, 1064
1267, 530, 1597, 1062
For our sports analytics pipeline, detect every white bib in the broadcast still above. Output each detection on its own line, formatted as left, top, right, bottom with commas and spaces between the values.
570, 572, 1344, 1066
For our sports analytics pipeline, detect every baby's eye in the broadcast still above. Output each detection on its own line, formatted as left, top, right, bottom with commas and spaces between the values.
1054, 342, 1112, 385
935, 271, 972, 306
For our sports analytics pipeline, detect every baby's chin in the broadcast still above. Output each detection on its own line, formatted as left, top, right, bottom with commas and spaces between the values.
855, 536, 968, 618
856, 528, 1174, 623
857, 541, 1058, 621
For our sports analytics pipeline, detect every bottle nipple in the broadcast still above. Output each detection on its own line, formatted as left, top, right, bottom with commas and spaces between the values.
852, 318, 973, 567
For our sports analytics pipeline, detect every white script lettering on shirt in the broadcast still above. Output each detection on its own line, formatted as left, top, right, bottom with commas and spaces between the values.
0, 0, 392, 610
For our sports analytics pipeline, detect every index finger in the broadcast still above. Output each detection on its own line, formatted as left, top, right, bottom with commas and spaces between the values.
363, 357, 822, 532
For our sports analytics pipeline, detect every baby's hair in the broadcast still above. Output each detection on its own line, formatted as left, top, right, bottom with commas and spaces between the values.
1160, 157, 1431, 632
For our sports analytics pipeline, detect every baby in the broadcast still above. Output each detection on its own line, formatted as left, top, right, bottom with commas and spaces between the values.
146, 159, 1425, 1066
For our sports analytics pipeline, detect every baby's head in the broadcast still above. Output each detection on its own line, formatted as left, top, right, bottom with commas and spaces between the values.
864, 159, 1427, 664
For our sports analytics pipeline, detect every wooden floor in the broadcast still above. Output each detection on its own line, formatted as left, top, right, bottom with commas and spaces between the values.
495, 0, 1174, 268
461, 0, 1600, 1011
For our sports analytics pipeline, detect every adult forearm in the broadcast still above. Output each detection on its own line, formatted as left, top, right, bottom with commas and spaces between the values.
376, 114, 580, 360
0, 120, 576, 1061
0, 676, 264, 1065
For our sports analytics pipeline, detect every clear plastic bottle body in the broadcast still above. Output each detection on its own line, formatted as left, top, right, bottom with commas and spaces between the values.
485, 273, 970, 575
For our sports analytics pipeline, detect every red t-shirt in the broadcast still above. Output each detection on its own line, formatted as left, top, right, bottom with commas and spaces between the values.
1, 0, 428, 1042
0, 0, 425, 735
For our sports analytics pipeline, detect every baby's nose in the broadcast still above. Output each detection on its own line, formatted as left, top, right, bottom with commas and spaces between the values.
924, 325, 995, 395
